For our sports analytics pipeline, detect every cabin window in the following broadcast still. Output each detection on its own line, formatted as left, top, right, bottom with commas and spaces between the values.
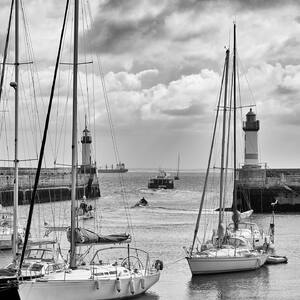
27, 249, 43, 259
109, 271, 117, 275
42, 251, 54, 262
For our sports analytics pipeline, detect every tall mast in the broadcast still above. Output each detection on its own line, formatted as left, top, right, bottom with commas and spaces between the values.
70, 0, 79, 269
233, 23, 238, 230
190, 55, 227, 253
12, 0, 19, 263
218, 49, 230, 240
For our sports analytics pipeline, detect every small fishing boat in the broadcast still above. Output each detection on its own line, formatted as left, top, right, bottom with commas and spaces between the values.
132, 197, 148, 208
148, 170, 174, 189
76, 198, 94, 220
266, 255, 288, 265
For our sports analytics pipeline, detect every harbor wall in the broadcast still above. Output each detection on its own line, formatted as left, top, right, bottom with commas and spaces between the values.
236, 167, 300, 212
0, 167, 100, 206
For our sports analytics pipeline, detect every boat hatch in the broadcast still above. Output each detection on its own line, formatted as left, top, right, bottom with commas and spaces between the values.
30, 263, 44, 272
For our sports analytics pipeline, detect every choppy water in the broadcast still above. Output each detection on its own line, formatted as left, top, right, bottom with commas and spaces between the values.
0, 172, 298, 299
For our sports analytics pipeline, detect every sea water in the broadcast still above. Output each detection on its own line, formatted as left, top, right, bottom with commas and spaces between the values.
0, 172, 298, 299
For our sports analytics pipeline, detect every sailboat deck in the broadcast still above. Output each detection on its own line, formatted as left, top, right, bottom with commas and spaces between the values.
40, 265, 145, 281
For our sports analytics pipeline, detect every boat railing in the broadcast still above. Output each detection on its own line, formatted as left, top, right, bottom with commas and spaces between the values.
90, 246, 152, 276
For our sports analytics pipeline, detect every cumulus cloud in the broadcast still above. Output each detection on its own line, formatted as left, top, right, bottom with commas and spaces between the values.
1, 0, 300, 167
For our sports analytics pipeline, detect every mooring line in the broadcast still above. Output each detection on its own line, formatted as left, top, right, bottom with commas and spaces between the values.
164, 257, 186, 268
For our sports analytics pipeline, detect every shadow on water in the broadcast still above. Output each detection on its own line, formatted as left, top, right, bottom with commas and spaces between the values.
134, 291, 159, 300
187, 266, 270, 299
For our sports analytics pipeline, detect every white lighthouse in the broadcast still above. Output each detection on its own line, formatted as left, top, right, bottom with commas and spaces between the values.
243, 108, 260, 167
81, 123, 92, 167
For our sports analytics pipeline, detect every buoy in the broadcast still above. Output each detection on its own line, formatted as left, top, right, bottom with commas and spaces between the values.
115, 278, 121, 292
129, 279, 135, 295
140, 277, 145, 289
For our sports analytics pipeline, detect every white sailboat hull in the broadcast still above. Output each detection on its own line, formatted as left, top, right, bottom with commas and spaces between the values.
186, 253, 267, 275
19, 272, 160, 300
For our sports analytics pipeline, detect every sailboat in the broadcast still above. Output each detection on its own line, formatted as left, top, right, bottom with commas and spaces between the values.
0, 0, 67, 284
174, 153, 180, 180
185, 24, 267, 275
18, 1, 161, 299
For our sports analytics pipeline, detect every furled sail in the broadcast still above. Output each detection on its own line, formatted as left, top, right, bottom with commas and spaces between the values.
67, 227, 131, 245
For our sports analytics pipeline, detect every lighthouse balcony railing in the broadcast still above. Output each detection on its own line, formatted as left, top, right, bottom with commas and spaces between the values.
242, 120, 259, 131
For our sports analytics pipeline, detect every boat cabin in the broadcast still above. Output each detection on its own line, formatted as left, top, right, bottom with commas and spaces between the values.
148, 170, 174, 189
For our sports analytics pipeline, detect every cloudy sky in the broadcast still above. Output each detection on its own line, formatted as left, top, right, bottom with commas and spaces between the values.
1, 0, 300, 170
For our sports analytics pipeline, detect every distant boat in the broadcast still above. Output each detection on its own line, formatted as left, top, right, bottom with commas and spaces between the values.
174, 153, 180, 180
148, 170, 174, 189
75, 197, 94, 220
132, 197, 148, 208
98, 162, 128, 173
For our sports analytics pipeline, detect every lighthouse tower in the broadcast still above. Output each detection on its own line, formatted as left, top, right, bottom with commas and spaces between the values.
81, 122, 92, 167
243, 108, 260, 167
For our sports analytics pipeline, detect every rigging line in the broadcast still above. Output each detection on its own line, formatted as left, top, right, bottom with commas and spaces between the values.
19, 0, 70, 272
4, 103, 10, 163
20, 0, 42, 149
91, 56, 97, 163
87, 2, 120, 165
190, 53, 227, 254
19, 76, 35, 166
218, 49, 230, 232
222, 64, 234, 219
86, 1, 133, 235
236, 51, 256, 106
81, 0, 91, 126
84, 2, 93, 132
56, 65, 72, 164
20, 27, 40, 161
0, 0, 14, 103
97, 45, 132, 232
236, 55, 243, 122
98, 59, 134, 237
22, 21, 39, 159
57, 5, 73, 166
54, 1, 70, 162
236, 57, 244, 162
82, 1, 97, 173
